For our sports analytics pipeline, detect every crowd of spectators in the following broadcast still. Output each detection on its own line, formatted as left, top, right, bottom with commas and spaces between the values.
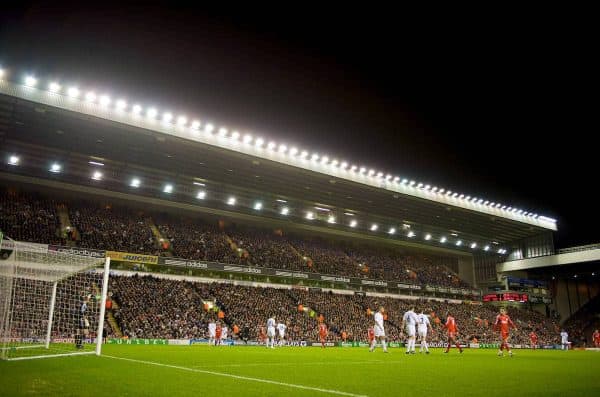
69, 201, 157, 254
0, 190, 476, 289
107, 275, 562, 345
0, 189, 62, 245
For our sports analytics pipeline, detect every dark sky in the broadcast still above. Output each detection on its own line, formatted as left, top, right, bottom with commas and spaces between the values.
0, 5, 596, 248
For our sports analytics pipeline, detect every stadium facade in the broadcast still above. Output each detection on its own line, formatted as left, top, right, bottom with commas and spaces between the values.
2, 68, 596, 319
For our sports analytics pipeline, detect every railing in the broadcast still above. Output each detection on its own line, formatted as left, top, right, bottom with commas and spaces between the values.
557, 243, 600, 254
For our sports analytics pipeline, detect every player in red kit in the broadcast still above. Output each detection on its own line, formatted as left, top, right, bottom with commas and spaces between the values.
443, 311, 463, 353
319, 323, 328, 348
593, 329, 600, 348
368, 327, 375, 345
215, 322, 222, 346
494, 308, 516, 357
529, 331, 538, 349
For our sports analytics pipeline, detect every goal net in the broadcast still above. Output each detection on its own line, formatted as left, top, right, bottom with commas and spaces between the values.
0, 238, 110, 361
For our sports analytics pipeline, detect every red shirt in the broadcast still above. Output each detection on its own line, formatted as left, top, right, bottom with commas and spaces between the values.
319, 324, 327, 336
494, 314, 515, 333
445, 316, 457, 333
593, 331, 600, 342
215, 326, 222, 338
368, 328, 375, 341
530, 332, 538, 341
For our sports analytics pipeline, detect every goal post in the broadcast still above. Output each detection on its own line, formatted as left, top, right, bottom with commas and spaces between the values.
0, 238, 110, 361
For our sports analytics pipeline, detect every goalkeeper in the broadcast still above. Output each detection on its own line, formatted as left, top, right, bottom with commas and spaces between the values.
75, 296, 90, 349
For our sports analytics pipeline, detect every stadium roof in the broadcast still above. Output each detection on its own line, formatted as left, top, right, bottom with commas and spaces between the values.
0, 70, 557, 254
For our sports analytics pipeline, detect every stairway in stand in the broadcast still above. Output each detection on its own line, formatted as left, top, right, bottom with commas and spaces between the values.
147, 218, 173, 257
56, 204, 79, 246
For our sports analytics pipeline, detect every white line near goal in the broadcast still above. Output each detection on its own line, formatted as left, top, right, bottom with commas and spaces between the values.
103, 355, 368, 397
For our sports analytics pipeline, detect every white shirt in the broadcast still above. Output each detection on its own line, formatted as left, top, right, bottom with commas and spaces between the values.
417, 313, 430, 328
277, 323, 286, 333
208, 322, 216, 332
403, 310, 418, 327
374, 312, 384, 330
267, 318, 276, 328
221, 327, 228, 338
561, 331, 568, 342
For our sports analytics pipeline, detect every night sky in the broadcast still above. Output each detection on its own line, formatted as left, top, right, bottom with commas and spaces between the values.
1, 5, 596, 248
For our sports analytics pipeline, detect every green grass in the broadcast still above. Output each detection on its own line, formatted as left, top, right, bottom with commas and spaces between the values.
1, 345, 600, 396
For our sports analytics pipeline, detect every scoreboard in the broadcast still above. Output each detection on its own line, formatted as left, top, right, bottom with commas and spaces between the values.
483, 293, 528, 302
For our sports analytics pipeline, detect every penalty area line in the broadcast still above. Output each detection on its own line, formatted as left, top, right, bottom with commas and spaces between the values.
102, 355, 368, 397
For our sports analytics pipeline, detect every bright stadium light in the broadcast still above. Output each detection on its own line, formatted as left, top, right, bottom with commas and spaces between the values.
218, 127, 228, 137
407, 231, 415, 238
279, 144, 288, 153
424, 234, 431, 240
227, 197, 236, 206
349, 219, 357, 228
191, 120, 201, 129
388, 227, 396, 234
130, 178, 141, 188
177, 116, 187, 126
331, 159, 339, 167
204, 123, 214, 134
417, 183, 423, 188
49, 163, 61, 173
0, 68, 4, 79
306, 211, 314, 220
440, 237, 447, 243
48, 82, 61, 92
91, 171, 103, 181
368, 169, 375, 176
85, 91, 96, 102
327, 215, 336, 224
350, 165, 357, 172
24, 75, 37, 87
456, 240, 462, 246
484, 245, 490, 251
8, 155, 19, 166
163, 112, 173, 123
321, 156, 329, 164
132, 104, 142, 114
312, 153, 320, 161
470, 242, 477, 249
231, 131, 240, 140
253, 201, 262, 210
386, 174, 392, 181
196, 191, 206, 200
300, 150, 308, 158
163, 184, 173, 194
67, 87, 80, 98
280, 207, 289, 215
147, 108, 158, 118
359, 167, 366, 174
244, 134, 253, 144
255, 138, 264, 147
267, 141, 276, 150
393, 176, 400, 182
98, 95, 110, 106
409, 181, 416, 186
116, 99, 127, 110
377, 172, 383, 178
341, 162, 348, 169
370, 224, 378, 231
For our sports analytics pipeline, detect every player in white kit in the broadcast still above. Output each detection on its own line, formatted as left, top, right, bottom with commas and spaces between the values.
369, 307, 388, 353
208, 321, 216, 346
401, 307, 419, 354
560, 330, 570, 350
277, 322, 287, 346
221, 325, 228, 344
416, 311, 433, 354
267, 317, 276, 348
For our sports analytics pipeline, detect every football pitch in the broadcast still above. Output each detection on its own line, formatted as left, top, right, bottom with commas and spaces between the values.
1, 345, 600, 396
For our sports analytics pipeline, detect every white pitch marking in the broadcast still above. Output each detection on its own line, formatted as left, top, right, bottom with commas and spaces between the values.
103, 355, 368, 397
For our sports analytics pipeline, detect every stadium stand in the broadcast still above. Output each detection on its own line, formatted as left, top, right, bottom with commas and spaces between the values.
0, 189, 63, 245
107, 274, 560, 345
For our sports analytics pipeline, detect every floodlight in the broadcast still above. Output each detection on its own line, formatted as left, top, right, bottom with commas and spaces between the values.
49, 163, 61, 173
48, 82, 61, 92
99, 95, 111, 106
253, 201, 262, 210
130, 178, 141, 188
92, 171, 103, 181
163, 184, 173, 194
24, 75, 37, 87
196, 191, 206, 199
67, 87, 80, 98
